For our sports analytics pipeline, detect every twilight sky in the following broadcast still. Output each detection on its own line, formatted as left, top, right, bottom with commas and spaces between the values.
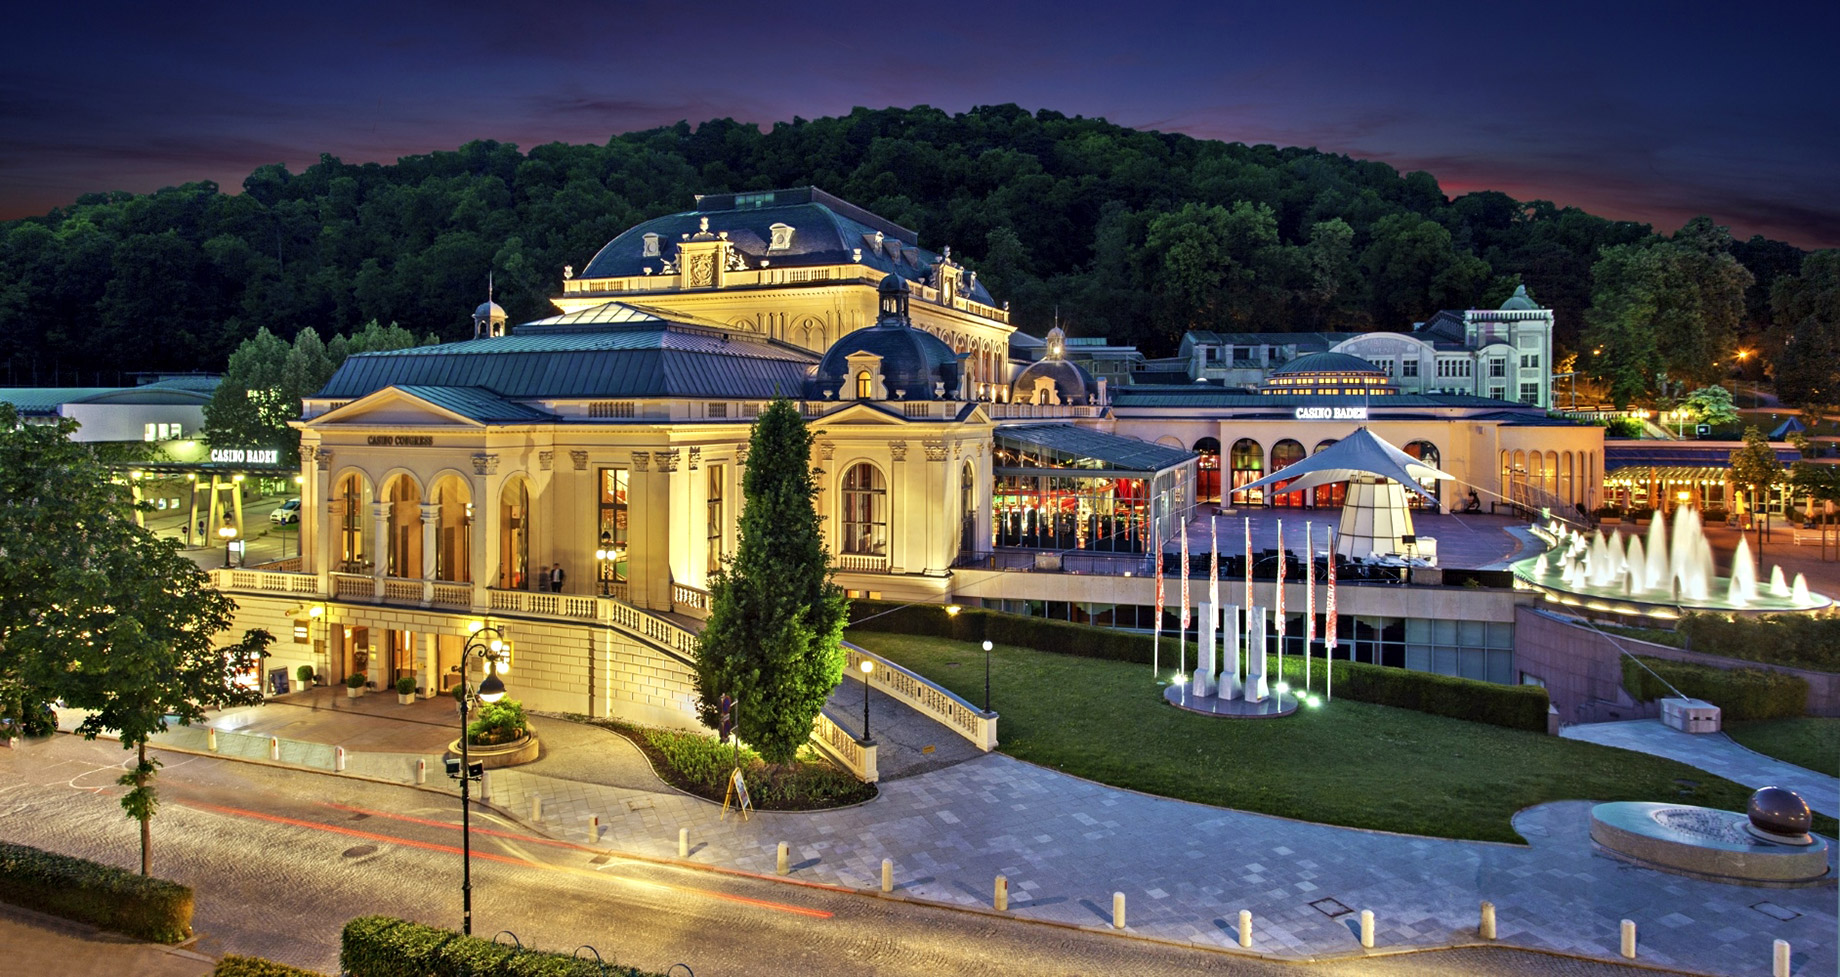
4, 0, 1836, 248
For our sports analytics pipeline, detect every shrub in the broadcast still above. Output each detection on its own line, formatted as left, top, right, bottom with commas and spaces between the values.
1277, 656, 1550, 731
1605, 417, 1644, 438
466, 699, 529, 746
341, 915, 668, 977
1676, 613, 1840, 673
590, 720, 875, 810
346, 671, 366, 689
1622, 656, 1808, 721
0, 840, 193, 943
213, 955, 327, 977
295, 665, 314, 686
395, 676, 416, 696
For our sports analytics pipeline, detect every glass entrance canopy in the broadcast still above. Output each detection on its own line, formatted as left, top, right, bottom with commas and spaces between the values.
993, 425, 1196, 553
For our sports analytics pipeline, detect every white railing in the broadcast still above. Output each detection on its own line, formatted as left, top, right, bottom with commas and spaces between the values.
843, 642, 997, 751
430, 583, 472, 608
603, 598, 701, 660
837, 554, 889, 573
382, 578, 423, 603
985, 402, 1104, 419
672, 583, 711, 618
222, 569, 319, 595
810, 709, 878, 783
955, 296, 1010, 323
331, 573, 374, 598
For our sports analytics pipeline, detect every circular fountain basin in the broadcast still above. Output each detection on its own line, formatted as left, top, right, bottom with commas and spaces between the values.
1513, 557, 1832, 617
1589, 802, 1831, 886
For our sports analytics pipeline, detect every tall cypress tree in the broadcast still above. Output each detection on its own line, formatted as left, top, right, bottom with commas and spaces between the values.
694, 399, 848, 764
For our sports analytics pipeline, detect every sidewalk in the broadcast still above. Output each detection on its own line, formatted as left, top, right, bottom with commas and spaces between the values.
150, 705, 1838, 977
1560, 719, 1839, 817
0, 901, 214, 977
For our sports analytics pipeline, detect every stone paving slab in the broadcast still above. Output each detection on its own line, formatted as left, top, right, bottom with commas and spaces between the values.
1561, 720, 1839, 817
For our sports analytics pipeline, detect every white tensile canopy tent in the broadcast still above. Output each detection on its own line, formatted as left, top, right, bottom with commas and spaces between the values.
1237, 427, 1456, 560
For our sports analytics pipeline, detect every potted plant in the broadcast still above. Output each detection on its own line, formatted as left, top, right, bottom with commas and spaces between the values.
295, 664, 315, 690
395, 676, 417, 705
345, 671, 366, 699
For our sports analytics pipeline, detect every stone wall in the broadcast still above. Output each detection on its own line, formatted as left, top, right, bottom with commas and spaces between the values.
1514, 605, 1840, 724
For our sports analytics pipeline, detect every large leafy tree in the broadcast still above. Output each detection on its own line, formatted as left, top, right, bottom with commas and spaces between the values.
693, 399, 848, 764
0, 407, 268, 874
1771, 251, 1840, 421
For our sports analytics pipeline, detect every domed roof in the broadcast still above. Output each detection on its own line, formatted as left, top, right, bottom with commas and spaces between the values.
810, 282, 963, 401
1271, 351, 1383, 376
1499, 284, 1539, 311
475, 300, 506, 318
1013, 359, 1096, 405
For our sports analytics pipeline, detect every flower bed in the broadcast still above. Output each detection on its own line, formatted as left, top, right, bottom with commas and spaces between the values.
581, 718, 875, 810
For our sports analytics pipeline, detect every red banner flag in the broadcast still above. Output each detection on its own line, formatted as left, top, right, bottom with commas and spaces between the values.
1274, 520, 1285, 636
1180, 516, 1190, 630
1244, 516, 1253, 607
1209, 515, 1219, 612
1326, 529, 1338, 701
1305, 523, 1316, 645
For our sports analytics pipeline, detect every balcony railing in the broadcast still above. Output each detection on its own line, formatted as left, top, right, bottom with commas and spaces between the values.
836, 554, 889, 573
221, 568, 320, 595
672, 582, 711, 618
843, 642, 996, 751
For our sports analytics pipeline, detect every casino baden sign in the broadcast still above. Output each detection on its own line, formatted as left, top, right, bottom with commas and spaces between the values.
209, 447, 282, 465
1293, 406, 1368, 421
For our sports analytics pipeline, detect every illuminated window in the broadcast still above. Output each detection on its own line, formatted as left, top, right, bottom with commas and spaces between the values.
840, 463, 887, 555
598, 468, 629, 584
855, 370, 873, 400
706, 465, 724, 574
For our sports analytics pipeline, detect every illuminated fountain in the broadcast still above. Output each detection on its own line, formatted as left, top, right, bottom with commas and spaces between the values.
1514, 508, 1829, 616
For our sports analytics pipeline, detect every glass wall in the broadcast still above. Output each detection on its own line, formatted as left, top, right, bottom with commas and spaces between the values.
991, 434, 1190, 553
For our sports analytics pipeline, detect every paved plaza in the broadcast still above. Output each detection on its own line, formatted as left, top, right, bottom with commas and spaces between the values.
143, 697, 1839, 976
1561, 720, 1839, 817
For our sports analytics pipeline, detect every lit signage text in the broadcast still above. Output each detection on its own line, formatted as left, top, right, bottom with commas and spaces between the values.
210, 448, 280, 464
367, 435, 434, 446
1293, 407, 1368, 420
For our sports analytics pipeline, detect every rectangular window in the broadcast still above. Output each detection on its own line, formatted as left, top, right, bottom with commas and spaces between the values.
1490, 358, 1506, 378
706, 465, 724, 574
598, 468, 629, 585
1490, 386, 1506, 400
143, 422, 182, 441
1401, 360, 1418, 377
1520, 353, 1540, 370
1520, 382, 1540, 404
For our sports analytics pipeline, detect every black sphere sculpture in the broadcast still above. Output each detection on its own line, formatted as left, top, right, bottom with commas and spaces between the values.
1746, 786, 1814, 843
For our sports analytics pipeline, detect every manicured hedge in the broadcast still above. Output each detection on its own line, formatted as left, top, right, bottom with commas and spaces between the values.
1677, 613, 1840, 673
850, 601, 1550, 731
212, 955, 327, 977
1276, 655, 1551, 732
849, 600, 1196, 665
1622, 656, 1809, 721
342, 916, 669, 977
0, 840, 193, 943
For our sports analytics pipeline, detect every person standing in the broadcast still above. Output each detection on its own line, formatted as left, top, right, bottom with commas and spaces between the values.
549, 562, 565, 593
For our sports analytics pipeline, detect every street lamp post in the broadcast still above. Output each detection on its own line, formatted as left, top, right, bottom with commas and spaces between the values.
859, 659, 874, 743
218, 521, 238, 568
595, 532, 614, 597
454, 624, 510, 936
982, 640, 994, 713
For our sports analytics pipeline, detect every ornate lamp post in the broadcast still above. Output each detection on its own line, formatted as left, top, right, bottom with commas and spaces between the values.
982, 640, 994, 712
595, 532, 615, 596
859, 659, 874, 744
453, 623, 510, 936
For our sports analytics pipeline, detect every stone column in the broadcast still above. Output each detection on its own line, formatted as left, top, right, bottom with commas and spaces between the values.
419, 502, 439, 606
1220, 603, 1243, 700
370, 501, 390, 599
1245, 605, 1269, 702
1192, 601, 1216, 698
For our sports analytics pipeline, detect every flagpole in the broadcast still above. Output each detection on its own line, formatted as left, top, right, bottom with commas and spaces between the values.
1152, 509, 1162, 680
1326, 528, 1338, 702
1275, 519, 1285, 693
1304, 522, 1314, 696
1243, 516, 1253, 680
1209, 514, 1219, 690
1180, 510, 1190, 681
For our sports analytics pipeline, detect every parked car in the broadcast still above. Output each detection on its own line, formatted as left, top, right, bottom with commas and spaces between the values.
270, 498, 302, 524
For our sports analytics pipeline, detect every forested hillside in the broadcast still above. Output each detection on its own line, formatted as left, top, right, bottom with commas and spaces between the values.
0, 104, 1815, 388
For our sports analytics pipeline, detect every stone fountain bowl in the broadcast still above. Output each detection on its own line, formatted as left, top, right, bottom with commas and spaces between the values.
1512, 557, 1832, 618
1589, 798, 1831, 886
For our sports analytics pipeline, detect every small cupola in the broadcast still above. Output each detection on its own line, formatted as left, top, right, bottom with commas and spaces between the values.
877, 273, 910, 324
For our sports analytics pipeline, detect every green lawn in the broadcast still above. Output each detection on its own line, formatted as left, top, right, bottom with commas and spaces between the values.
1726, 718, 1840, 776
849, 631, 1788, 844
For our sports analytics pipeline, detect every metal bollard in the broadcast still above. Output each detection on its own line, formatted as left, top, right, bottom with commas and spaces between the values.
531, 796, 542, 822
586, 814, 599, 841
1774, 939, 1791, 977
994, 875, 1008, 912
1238, 910, 1252, 948
678, 827, 688, 858
335, 745, 346, 772
416, 758, 427, 785
269, 736, 279, 761
1111, 892, 1126, 929
1480, 900, 1496, 940
207, 727, 218, 752
881, 858, 893, 893
1360, 910, 1375, 948
776, 842, 789, 875
1619, 919, 1636, 959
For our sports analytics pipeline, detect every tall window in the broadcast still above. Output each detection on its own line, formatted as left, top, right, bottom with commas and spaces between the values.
959, 462, 977, 558
1229, 438, 1264, 505
855, 370, 873, 400
1520, 382, 1539, 404
337, 474, 365, 572
1401, 360, 1418, 378
599, 468, 629, 585
1490, 358, 1506, 378
840, 463, 886, 555
706, 465, 724, 575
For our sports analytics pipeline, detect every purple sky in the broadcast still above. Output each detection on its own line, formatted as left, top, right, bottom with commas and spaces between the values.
5, 0, 1836, 248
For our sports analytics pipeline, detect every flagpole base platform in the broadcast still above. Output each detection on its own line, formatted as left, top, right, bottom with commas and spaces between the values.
1163, 684, 1298, 718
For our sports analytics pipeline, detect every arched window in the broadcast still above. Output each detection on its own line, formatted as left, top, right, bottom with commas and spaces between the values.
498, 477, 531, 590
960, 461, 978, 558
1229, 438, 1264, 505
855, 370, 873, 400
841, 463, 887, 555
1312, 439, 1344, 508
1560, 452, 1574, 505
1544, 450, 1559, 498
1193, 437, 1221, 504
1403, 441, 1441, 504
431, 475, 471, 583
384, 475, 422, 579
1270, 439, 1307, 507
336, 473, 368, 573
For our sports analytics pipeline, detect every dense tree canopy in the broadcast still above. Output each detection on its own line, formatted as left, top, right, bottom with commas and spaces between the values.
0, 105, 1811, 382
